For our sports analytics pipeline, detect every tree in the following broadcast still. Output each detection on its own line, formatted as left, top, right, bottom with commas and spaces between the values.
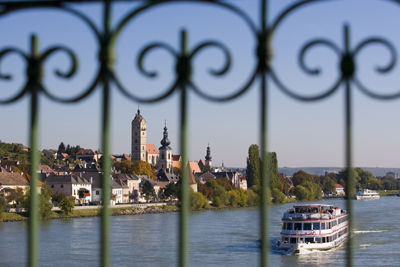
293, 185, 309, 201
24, 183, 53, 218
59, 196, 75, 215
58, 142, 66, 154
322, 177, 337, 195
40, 183, 53, 218
162, 182, 178, 200
132, 161, 156, 180
272, 188, 286, 204
191, 191, 209, 210
141, 180, 156, 202
114, 160, 135, 174
246, 144, 260, 188
268, 152, 280, 190
114, 160, 156, 180
5, 187, 25, 208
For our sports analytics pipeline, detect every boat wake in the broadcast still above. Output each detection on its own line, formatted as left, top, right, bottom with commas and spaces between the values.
354, 230, 387, 234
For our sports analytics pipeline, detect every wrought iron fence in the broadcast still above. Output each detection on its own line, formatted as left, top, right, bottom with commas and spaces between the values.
1, 0, 399, 266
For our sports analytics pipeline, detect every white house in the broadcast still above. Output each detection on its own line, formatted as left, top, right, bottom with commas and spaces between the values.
45, 174, 92, 204
335, 184, 345, 196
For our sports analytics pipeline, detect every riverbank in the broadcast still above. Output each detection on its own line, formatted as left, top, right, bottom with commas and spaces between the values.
0, 205, 179, 222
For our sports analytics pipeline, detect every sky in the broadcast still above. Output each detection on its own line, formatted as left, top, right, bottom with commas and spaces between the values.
1, 0, 400, 168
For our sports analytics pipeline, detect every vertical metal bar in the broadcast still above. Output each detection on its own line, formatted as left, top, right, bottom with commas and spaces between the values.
101, 1, 112, 266
343, 25, 354, 267
260, 0, 270, 266
179, 29, 189, 267
28, 34, 40, 267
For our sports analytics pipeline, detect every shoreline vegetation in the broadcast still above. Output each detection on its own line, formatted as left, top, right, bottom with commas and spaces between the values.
2, 192, 398, 223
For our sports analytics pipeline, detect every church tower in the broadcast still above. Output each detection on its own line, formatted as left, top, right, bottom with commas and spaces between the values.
205, 144, 212, 168
158, 123, 173, 173
131, 109, 147, 163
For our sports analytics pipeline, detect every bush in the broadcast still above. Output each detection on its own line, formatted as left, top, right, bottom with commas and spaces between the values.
246, 189, 259, 206
272, 188, 286, 204
227, 190, 241, 208
59, 196, 75, 215
191, 192, 209, 210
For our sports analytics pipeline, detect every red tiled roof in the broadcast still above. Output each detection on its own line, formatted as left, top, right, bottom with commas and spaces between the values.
146, 144, 159, 154
335, 184, 344, 189
172, 161, 181, 169
189, 161, 201, 173
172, 155, 181, 161
76, 149, 95, 155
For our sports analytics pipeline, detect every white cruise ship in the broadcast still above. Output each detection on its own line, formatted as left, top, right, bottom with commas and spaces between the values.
356, 189, 380, 200
279, 204, 348, 254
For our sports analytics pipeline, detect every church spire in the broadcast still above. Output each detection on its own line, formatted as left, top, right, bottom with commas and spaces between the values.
205, 143, 212, 161
160, 123, 171, 147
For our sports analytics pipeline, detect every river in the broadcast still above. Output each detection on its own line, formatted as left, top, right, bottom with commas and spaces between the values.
0, 197, 399, 266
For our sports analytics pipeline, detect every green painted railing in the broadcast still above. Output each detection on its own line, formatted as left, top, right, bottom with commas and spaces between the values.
1, 0, 399, 266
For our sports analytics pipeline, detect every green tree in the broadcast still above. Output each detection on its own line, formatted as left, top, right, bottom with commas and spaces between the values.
58, 142, 66, 154
272, 188, 286, 204
162, 182, 178, 200
293, 185, 309, 201
23, 183, 53, 218
59, 196, 75, 215
191, 191, 209, 210
40, 183, 53, 218
246, 144, 260, 188
322, 177, 336, 195
141, 180, 156, 202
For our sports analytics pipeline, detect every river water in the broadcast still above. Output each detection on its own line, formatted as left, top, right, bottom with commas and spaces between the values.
0, 197, 399, 266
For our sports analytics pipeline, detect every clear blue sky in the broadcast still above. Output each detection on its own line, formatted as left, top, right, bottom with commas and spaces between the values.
1, 0, 400, 168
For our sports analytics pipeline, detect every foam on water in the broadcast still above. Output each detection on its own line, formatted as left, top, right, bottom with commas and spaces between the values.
354, 230, 387, 234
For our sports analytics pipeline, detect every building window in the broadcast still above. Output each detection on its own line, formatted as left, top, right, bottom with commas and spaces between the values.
61, 184, 64, 188
51, 185, 54, 188
303, 223, 311, 230
135, 139, 137, 143
96, 191, 99, 195
168, 153, 170, 159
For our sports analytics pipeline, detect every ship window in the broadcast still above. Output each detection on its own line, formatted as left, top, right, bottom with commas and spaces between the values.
284, 237, 288, 243
290, 238, 296, 244
282, 222, 286, 230
294, 223, 302, 230
303, 223, 311, 230
315, 237, 322, 243
313, 222, 320, 230
321, 222, 326, 230
305, 238, 314, 243
322, 237, 326, 243
299, 237, 304, 243
287, 222, 293, 230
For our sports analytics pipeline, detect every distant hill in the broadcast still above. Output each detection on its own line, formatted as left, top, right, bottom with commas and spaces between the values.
278, 167, 400, 177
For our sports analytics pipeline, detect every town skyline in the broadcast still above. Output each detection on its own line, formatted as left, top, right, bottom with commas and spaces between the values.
2, 1, 400, 168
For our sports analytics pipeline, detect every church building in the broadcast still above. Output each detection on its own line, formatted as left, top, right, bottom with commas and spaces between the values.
157, 124, 173, 173
131, 109, 147, 163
